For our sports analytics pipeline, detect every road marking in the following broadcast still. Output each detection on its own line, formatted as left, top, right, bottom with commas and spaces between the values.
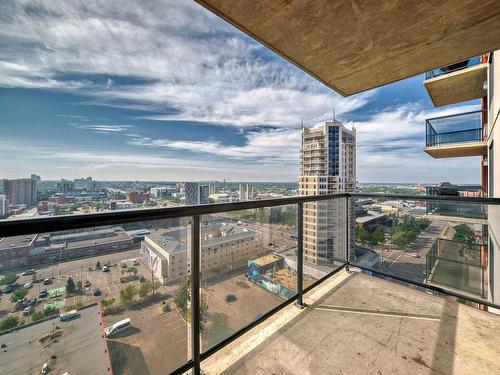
315, 305, 441, 321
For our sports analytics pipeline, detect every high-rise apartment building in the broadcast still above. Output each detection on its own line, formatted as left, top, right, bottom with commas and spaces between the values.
422, 50, 500, 308
56, 179, 74, 195
0, 195, 8, 216
299, 119, 356, 265
2, 178, 37, 207
30, 174, 41, 183
185, 182, 209, 205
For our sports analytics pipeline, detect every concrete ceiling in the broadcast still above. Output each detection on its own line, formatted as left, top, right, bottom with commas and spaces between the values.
195, 0, 500, 96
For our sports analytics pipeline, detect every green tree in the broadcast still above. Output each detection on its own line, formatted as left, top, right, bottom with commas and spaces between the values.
174, 278, 190, 317
371, 227, 385, 245
10, 288, 29, 303
43, 306, 59, 317
453, 224, 475, 243
174, 278, 208, 331
120, 285, 137, 304
96, 260, 101, 270
76, 280, 83, 290
66, 277, 76, 294
356, 228, 370, 243
101, 298, 116, 309
0, 316, 21, 331
127, 266, 138, 274
138, 281, 152, 298
0, 274, 18, 286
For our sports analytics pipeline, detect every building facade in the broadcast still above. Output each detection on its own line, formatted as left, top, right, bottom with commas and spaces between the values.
185, 182, 209, 205
299, 119, 356, 265
2, 178, 37, 207
140, 223, 264, 284
0, 195, 8, 216
56, 179, 75, 195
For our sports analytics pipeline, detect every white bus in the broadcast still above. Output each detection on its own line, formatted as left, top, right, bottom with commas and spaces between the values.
105, 318, 131, 338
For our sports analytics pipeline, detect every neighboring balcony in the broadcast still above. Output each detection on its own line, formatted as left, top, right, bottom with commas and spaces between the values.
424, 110, 486, 158
424, 56, 488, 107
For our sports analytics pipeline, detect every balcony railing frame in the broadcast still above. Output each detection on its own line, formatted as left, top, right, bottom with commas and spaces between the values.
425, 55, 483, 80
425, 110, 485, 148
1, 192, 500, 375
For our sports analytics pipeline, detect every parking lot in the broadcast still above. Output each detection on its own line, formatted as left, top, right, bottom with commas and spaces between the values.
0, 248, 149, 321
0, 304, 110, 375
103, 301, 188, 375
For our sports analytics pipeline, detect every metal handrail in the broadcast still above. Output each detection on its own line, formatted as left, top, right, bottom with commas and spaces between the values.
425, 56, 483, 79
425, 109, 485, 123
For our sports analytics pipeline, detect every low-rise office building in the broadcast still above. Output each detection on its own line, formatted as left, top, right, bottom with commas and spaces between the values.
140, 223, 263, 284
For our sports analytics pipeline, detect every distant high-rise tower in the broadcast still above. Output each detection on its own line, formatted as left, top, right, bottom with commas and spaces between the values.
2, 178, 37, 207
299, 119, 356, 264
57, 179, 75, 195
185, 182, 210, 205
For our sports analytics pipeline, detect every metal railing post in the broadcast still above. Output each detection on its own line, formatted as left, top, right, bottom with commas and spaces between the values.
295, 202, 306, 308
345, 196, 349, 262
191, 214, 201, 375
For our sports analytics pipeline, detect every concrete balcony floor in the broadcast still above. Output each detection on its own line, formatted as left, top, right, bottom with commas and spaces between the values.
203, 270, 500, 375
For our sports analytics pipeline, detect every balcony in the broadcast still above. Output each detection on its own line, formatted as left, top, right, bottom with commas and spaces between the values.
0, 193, 499, 375
424, 110, 486, 158
424, 56, 488, 107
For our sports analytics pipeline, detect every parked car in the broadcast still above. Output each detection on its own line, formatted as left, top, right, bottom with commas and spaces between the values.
23, 306, 34, 316
93, 288, 102, 296
83, 280, 91, 287
121, 263, 128, 269
39, 289, 48, 298
24, 282, 33, 289
132, 259, 140, 266
21, 269, 35, 276
41, 362, 49, 374
59, 310, 79, 321
15, 300, 27, 310
138, 274, 145, 282
102, 265, 110, 272
105, 318, 131, 338
3, 284, 14, 294
42, 278, 51, 285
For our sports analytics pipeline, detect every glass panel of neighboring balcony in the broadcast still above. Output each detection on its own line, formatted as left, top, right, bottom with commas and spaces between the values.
351, 196, 493, 303
424, 110, 486, 158
423, 56, 488, 107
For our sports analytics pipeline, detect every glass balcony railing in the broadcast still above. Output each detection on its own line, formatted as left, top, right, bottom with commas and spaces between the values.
426, 110, 484, 147
0, 193, 499, 375
425, 56, 482, 79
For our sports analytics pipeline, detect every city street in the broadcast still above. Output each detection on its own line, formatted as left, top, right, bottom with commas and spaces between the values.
376, 220, 447, 281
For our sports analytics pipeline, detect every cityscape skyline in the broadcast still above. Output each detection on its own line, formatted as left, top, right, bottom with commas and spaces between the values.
0, 0, 482, 183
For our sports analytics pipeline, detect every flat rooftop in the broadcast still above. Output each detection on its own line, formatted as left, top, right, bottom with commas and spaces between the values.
0, 304, 110, 375
0, 234, 37, 251
147, 223, 260, 254
202, 271, 500, 375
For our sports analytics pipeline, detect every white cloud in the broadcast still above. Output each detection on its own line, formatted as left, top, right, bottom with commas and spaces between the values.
127, 128, 301, 163
0, 0, 371, 128
72, 124, 134, 133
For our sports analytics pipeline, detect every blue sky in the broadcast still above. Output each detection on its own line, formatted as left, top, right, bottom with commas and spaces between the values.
0, 0, 481, 183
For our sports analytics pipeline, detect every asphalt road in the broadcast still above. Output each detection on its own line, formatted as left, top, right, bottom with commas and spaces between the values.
377, 220, 446, 281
